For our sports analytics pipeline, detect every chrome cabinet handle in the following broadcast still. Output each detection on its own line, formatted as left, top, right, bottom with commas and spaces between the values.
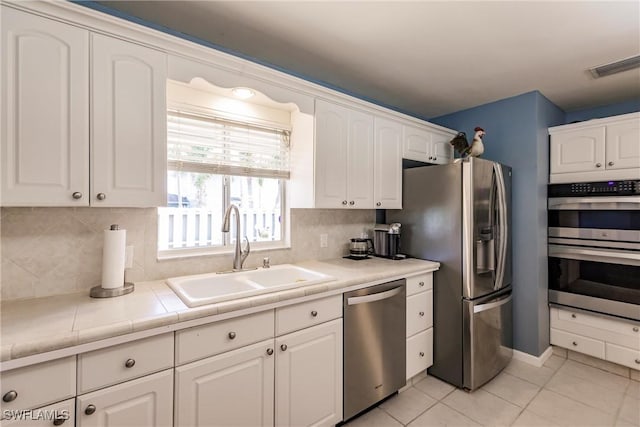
349, 201, 355, 206
419, 311, 425, 317
418, 281, 425, 287
595, 163, 602, 168
571, 314, 577, 319
72, 192, 83, 200
635, 359, 640, 364
96, 193, 106, 200
2, 390, 17, 402
341, 200, 348, 205
311, 310, 318, 317
572, 341, 578, 346
85, 405, 96, 415
419, 352, 425, 357
608, 161, 614, 166
280, 344, 287, 351
633, 327, 638, 332
434, 157, 437, 161
266, 348, 274, 356
125, 358, 135, 368
53, 416, 67, 426
228, 331, 236, 339
376, 202, 382, 207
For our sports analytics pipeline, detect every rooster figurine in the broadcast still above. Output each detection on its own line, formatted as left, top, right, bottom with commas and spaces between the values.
449, 127, 486, 158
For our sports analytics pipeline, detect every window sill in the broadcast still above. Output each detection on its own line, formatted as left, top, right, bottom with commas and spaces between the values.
157, 242, 291, 261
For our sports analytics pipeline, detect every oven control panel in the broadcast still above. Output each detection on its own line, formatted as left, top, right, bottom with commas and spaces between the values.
549, 180, 640, 197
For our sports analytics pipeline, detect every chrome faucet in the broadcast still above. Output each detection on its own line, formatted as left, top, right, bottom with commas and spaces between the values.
221, 204, 250, 271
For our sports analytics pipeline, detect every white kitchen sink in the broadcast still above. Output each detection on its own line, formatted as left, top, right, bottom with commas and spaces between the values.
167, 264, 334, 307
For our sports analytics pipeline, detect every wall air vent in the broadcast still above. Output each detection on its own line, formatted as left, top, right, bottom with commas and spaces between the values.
589, 54, 640, 78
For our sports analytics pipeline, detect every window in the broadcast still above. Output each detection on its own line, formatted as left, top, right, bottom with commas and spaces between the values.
158, 109, 290, 255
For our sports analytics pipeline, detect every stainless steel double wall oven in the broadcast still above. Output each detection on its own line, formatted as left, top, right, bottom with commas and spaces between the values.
548, 180, 640, 321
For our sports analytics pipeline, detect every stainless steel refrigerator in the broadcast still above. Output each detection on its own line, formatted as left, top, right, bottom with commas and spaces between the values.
388, 157, 513, 390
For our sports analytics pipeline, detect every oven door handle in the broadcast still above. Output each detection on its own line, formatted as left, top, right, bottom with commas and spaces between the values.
548, 196, 640, 210
549, 244, 640, 267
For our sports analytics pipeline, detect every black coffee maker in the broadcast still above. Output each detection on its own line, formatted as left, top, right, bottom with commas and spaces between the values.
373, 223, 401, 259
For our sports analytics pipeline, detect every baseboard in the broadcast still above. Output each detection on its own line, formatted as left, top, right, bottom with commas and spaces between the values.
512, 346, 553, 367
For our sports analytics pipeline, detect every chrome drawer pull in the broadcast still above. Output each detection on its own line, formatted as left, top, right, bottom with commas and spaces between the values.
311, 310, 318, 317
266, 348, 274, 356
633, 327, 639, 332
85, 405, 96, 415
572, 341, 578, 346
418, 281, 425, 287
419, 352, 425, 357
125, 358, 135, 368
280, 344, 288, 352
2, 390, 17, 402
53, 416, 67, 426
635, 359, 640, 364
419, 311, 425, 317
228, 331, 236, 340
571, 314, 576, 319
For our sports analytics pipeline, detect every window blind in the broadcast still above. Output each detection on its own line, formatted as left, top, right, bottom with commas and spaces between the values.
167, 110, 291, 179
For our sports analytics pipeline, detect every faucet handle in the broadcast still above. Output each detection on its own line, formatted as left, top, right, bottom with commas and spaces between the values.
263, 257, 270, 268
240, 236, 250, 267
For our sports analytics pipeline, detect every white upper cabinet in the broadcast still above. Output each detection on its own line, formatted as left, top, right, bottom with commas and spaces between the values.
1, 6, 89, 206
402, 125, 454, 165
91, 34, 167, 207
1, 7, 167, 207
374, 117, 402, 209
314, 99, 374, 209
549, 112, 640, 183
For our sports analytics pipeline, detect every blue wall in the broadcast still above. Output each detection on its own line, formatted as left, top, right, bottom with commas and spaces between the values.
432, 91, 564, 356
565, 98, 640, 123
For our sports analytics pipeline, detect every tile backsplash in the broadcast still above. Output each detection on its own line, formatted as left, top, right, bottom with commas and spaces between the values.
0, 207, 375, 301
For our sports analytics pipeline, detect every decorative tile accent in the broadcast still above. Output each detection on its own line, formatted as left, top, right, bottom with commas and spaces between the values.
1, 207, 375, 300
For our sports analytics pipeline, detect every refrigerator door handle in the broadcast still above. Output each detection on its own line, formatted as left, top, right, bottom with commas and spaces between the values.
473, 293, 512, 314
493, 164, 508, 290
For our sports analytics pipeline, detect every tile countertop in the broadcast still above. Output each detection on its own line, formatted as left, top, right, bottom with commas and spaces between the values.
0, 257, 439, 366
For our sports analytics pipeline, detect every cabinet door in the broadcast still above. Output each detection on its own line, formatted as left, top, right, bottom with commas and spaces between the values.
431, 132, 454, 164
91, 34, 167, 207
275, 319, 342, 427
2, 398, 75, 426
606, 120, 640, 171
346, 110, 374, 208
76, 369, 173, 427
175, 340, 275, 427
374, 118, 402, 209
314, 100, 349, 208
550, 127, 606, 174
1, 7, 89, 206
402, 125, 433, 163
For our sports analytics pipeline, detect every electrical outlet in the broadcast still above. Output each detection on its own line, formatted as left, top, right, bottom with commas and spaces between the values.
320, 234, 328, 248
125, 245, 134, 269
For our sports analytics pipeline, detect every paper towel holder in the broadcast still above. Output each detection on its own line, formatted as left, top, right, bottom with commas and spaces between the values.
90, 224, 135, 298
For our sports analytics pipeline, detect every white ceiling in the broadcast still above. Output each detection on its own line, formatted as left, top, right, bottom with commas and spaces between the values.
96, 1, 640, 119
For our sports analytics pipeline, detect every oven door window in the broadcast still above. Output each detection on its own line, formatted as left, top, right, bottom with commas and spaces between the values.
549, 257, 640, 305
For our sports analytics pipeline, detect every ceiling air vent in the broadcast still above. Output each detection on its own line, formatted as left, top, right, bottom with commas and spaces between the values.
589, 54, 640, 78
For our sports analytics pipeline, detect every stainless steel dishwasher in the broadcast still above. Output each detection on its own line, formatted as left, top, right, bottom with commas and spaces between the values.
343, 279, 406, 421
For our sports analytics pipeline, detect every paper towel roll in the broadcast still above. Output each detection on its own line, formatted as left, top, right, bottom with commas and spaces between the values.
101, 225, 126, 289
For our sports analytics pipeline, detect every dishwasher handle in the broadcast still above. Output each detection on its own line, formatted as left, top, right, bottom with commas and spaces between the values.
347, 286, 403, 305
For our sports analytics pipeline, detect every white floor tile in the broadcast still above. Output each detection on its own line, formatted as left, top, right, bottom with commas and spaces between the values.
442, 389, 521, 426
511, 409, 561, 427
407, 402, 480, 427
527, 389, 616, 426
545, 369, 626, 415
626, 380, 640, 398
504, 359, 556, 387
413, 375, 456, 401
379, 388, 437, 425
344, 408, 403, 427
568, 350, 631, 378
482, 372, 541, 407
558, 360, 630, 393
543, 354, 566, 371
617, 394, 640, 426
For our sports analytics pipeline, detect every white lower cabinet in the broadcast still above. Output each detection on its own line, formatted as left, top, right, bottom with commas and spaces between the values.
275, 319, 342, 427
175, 339, 275, 427
405, 273, 434, 381
1, 398, 75, 426
76, 369, 173, 427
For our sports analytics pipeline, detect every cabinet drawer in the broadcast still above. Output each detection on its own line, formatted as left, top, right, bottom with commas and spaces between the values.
78, 333, 173, 394
0, 356, 75, 413
551, 308, 640, 350
1, 398, 75, 425
406, 290, 433, 337
606, 343, 640, 371
176, 310, 274, 365
275, 295, 342, 336
406, 328, 433, 380
550, 328, 605, 359
406, 273, 433, 297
